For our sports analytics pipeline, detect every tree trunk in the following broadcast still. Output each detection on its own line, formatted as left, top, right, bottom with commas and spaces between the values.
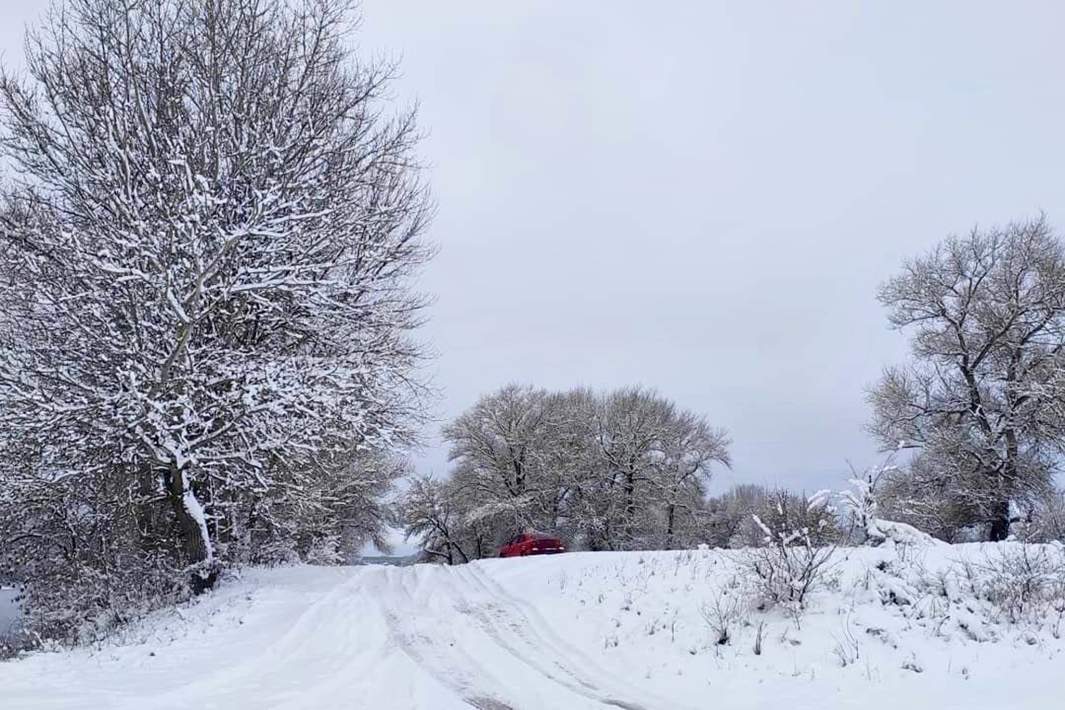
166, 466, 218, 593
988, 498, 1011, 541
623, 470, 636, 546
990, 426, 1019, 542
513, 457, 525, 494
665, 502, 676, 550
992, 356, 1021, 544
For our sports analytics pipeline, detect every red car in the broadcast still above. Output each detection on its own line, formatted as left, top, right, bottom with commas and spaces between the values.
499, 532, 566, 557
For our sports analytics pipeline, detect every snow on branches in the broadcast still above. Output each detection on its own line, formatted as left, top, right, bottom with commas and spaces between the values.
869, 217, 1065, 540
403, 385, 731, 559
0, 0, 430, 636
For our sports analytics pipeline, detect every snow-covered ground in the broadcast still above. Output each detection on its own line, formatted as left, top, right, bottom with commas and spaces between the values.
1, 544, 1063, 709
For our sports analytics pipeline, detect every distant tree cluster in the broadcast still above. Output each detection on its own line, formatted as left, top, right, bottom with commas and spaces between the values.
0, 0, 429, 641
702, 484, 841, 549
401, 386, 730, 561
403, 217, 1065, 563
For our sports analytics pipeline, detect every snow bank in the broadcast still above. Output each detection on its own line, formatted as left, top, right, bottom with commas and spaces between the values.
1, 545, 1063, 709
867, 517, 944, 547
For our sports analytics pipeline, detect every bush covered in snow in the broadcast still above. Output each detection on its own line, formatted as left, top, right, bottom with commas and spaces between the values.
740, 492, 838, 611
856, 542, 1065, 645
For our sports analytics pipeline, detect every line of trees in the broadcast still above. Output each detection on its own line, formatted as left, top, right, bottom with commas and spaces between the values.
403, 217, 1065, 561
401, 385, 731, 562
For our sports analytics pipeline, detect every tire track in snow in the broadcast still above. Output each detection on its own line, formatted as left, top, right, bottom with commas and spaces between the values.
378, 564, 636, 710
377, 563, 682, 710
137, 568, 369, 710
460, 564, 691, 710
3, 562, 686, 710
375, 566, 548, 709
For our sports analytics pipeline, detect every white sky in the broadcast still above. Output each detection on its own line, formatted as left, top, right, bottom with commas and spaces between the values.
4, 1, 1065, 494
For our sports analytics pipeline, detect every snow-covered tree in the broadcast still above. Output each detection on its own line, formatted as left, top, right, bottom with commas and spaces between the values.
433, 385, 587, 551
1028, 488, 1065, 543
869, 217, 1065, 540
703, 484, 767, 548
590, 387, 678, 549
0, 0, 431, 632
399, 475, 475, 565
442, 385, 555, 525
655, 408, 732, 549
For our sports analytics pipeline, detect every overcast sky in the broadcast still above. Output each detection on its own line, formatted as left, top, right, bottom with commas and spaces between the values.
4, 1, 1065, 495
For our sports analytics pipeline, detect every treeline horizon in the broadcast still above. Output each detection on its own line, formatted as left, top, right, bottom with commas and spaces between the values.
403, 216, 1065, 560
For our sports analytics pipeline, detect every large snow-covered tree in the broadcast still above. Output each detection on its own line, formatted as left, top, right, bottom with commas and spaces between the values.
0, 0, 431, 612
869, 217, 1065, 540
592, 388, 730, 550
442, 385, 555, 511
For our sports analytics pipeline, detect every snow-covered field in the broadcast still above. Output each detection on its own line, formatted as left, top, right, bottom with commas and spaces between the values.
1, 544, 1063, 709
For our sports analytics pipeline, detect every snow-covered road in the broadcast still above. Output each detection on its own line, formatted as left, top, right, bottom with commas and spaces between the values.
0, 563, 678, 710
2, 548, 1064, 709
